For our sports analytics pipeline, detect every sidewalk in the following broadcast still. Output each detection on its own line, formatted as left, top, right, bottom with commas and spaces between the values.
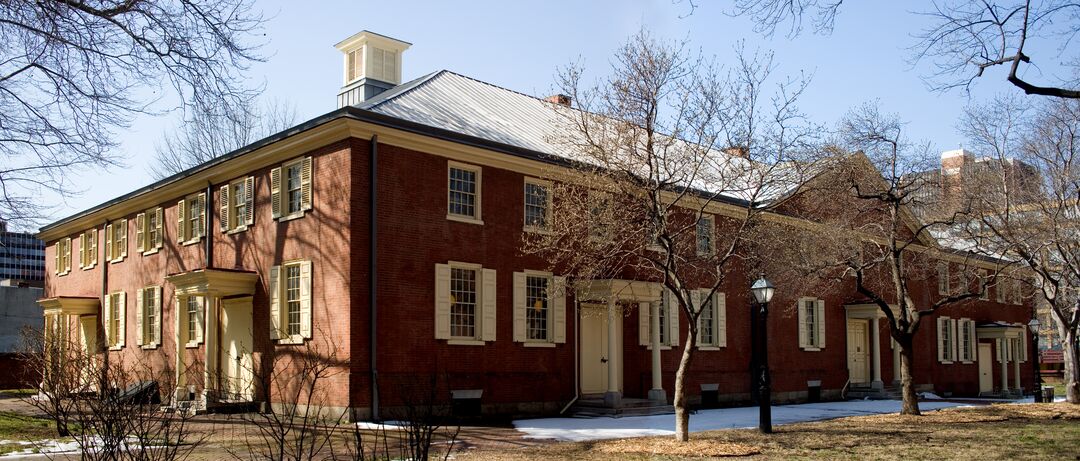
512, 399, 971, 442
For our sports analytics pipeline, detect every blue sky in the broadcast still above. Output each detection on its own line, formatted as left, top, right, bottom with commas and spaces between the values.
43, 0, 1046, 230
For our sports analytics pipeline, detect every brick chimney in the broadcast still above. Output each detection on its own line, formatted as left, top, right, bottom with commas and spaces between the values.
724, 146, 749, 159
335, 30, 411, 108
544, 94, 572, 107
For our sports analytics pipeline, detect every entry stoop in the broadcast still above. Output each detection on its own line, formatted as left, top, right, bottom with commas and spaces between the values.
569, 397, 675, 418
847, 384, 899, 400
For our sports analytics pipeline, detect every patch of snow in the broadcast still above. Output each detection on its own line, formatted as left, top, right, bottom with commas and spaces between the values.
513, 400, 967, 442
355, 421, 408, 430
919, 392, 944, 400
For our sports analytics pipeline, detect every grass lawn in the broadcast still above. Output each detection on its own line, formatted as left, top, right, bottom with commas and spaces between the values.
453, 403, 1080, 460
0, 410, 58, 456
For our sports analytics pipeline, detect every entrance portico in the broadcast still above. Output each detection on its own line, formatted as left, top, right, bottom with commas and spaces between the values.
844, 304, 887, 390
575, 279, 664, 407
165, 268, 258, 408
975, 322, 1026, 396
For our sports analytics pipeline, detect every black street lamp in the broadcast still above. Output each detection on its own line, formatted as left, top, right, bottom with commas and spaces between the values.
1028, 317, 1043, 403
750, 275, 775, 434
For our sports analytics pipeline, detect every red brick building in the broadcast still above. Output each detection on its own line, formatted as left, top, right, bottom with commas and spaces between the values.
37, 31, 1036, 419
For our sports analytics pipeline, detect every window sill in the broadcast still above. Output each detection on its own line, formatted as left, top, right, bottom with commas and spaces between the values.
697, 346, 722, 351
276, 335, 305, 345
940, 360, 954, 365
523, 226, 553, 235
109, 345, 123, 351
109, 258, 125, 264
801, 346, 822, 352
523, 341, 556, 348
185, 342, 200, 349
961, 361, 973, 364
646, 245, 665, 253
278, 212, 306, 223
141, 344, 159, 350
182, 237, 203, 247
142, 248, 160, 256
447, 339, 485, 346
447, 214, 484, 225
644, 345, 672, 350
226, 226, 249, 235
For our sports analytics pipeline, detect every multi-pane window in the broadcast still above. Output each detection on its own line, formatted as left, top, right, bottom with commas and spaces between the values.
286, 162, 303, 215
526, 275, 549, 341
699, 295, 715, 345
147, 210, 159, 248
233, 182, 247, 227
105, 219, 128, 262
187, 296, 199, 344
938, 317, 955, 362
142, 287, 158, 345
524, 180, 550, 230
805, 299, 817, 346
959, 319, 973, 362
136, 207, 163, 254
448, 165, 479, 219
978, 270, 989, 300
177, 194, 205, 243
188, 199, 201, 239
110, 293, 122, 347
221, 177, 255, 232
657, 299, 667, 344
55, 238, 72, 275
937, 262, 949, 295
79, 230, 98, 270
450, 267, 478, 338
286, 264, 302, 336
696, 215, 715, 256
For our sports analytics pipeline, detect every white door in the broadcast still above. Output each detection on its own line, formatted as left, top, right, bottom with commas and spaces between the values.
78, 316, 98, 390
978, 343, 993, 393
580, 304, 622, 395
220, 301, 254, 401
847, 319, 869, 384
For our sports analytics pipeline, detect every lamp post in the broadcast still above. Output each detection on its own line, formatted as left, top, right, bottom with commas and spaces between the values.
751, 275, 775, 434
1028, 317, 1042, 403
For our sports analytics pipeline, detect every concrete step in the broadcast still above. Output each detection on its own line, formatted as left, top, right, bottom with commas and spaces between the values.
569, 398, 674, 418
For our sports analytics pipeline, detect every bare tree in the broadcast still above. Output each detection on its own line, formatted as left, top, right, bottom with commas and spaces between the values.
151, 98, 298, 179
0, 0, 267, 228
523, 30, 820, 441
959, 95, 1080, 403
725, 0, 845, 37
773, 101, 990, 415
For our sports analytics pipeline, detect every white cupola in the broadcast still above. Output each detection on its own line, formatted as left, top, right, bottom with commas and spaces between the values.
335, 30, 411, 108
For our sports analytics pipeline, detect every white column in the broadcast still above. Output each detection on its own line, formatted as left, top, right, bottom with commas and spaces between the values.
1000, 339, 1010, 393
203, 294, 219, 405
604, 297, 621, 407
892, 339, 901, 385
1012, 338, 1022, 396
647, 300, 666, 402
870, 318, 883, 389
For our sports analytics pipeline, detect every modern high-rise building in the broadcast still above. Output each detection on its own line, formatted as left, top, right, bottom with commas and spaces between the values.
0, 220, 45, 286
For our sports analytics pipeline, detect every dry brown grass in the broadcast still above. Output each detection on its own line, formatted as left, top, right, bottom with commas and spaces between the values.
454, 403, 1080, 460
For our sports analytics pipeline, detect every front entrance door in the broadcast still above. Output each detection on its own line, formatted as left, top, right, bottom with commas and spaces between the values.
220, 300, 254, 401
978, 343, 993, 393
78, 316, 97, 389
847, 319, 870, 384
580, 304, 622, 395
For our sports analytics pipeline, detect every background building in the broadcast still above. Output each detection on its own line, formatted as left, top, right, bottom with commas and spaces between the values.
0, 219, 46, 286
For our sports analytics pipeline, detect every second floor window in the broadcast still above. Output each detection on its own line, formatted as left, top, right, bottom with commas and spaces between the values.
271, 157, 312, 220
220, 177, 255, 232
177, 193, 206, 243
524, 179, 550, 230
448, 163, 481, 221
136, 207, 163, 254
105, 219, 128, 262
696, 215, 715, 256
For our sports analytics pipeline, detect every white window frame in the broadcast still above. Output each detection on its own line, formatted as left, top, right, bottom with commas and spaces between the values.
696, 214, 715, 257
183, 295, 204, 349
435, 262, 496, 345
177, 193, 206, 246
523, 177, 552, 233
55, 237, 72, 276
447, 161, 483, 224
958, 318, 975, 363
798, 297, 826, 351
221, 176, 255, 233
448, 262, 481, 341
694, 289, 726, 350
977, 269, 989, 300
103, 291, 126, 350
269, 259, 313, 345
937, 262, 949, 295
105, 219, 128, 263
137, 285, 163, 349
938, 316, 956, 364
513, 270, 564, 347
137, 207, 164, 255
271, 157, 313, 222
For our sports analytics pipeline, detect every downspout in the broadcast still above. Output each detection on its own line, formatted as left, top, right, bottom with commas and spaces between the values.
205, 182, 214, 269
369, 135, 380, 421
559, 298, 580, 414
100, 221, 109, 395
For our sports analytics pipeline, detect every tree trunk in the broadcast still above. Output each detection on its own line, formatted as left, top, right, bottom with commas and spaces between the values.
673, 334, 696, 442
1064, 329, 1080, 404
898, 339, 921, 415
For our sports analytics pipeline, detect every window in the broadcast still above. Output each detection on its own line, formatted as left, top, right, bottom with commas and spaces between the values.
271, 157, 312, 221
937, 262, 949, 295
269, 260, 312, 343
525, 275, 549, 341
435, 263, 496, 344
937, 316, 956, 363
523, 179, 551, 231
448, 162, 481, 222
958, 270, 970, 295
695, 290, 728, 348
176, 194, 206, 244
639, 290, 680, 348
958, 318, 975, 363
103, 219, 128, 263
513, 271, 567, 345
978, 270, 989, 300
220, 177, 255, 232
799, 297, 825, 350
136, 207, 163, 255
103, 291, 126, 350
696, 215, 715, 256
137, 286, 162, 348
54, 237, 72, 276
588, 191, 611, 241
996, 277, 1007, 303
658, 299, 667, 345
185, 296, 202, 348
78, 230, 98, 270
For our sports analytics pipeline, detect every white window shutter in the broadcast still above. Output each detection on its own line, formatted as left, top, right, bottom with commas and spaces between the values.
65, 238, 72, 272
434, 264, 450, 339
53, 241, 60, 275
219, 185, 230, 232
301, 157, 313, 211
176, 200, 186, 242
136, 213, 145, 252
244, 176, 255, 225
797, 300, 808, 348
717, 292, 727, 347
117, 291, 126, 347
666, 290, 679, 346
269, 266, 282, 340
638, 298, 649, 346
481, 268, 497, 341
90, 229, 98, 266
78, 233, 86, 269
937, 318, 946, 363
154, 208, 163, 249
967, 320, 976, 362
154, 286, 163, 345
690, 290, 703, 346
270, 167, 282, 219
194, 296, 204, 344
119, 219, 127, 258
1020, 330, 1028, 362
513, 272, 526, 343
553, 276, 567, 344
103, 293, 112, 346
815, 299, 826, 349
196, 193, 206, 238
299, 260, 312, 339
135, 288, 144, 346
951, 319, 959, 362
